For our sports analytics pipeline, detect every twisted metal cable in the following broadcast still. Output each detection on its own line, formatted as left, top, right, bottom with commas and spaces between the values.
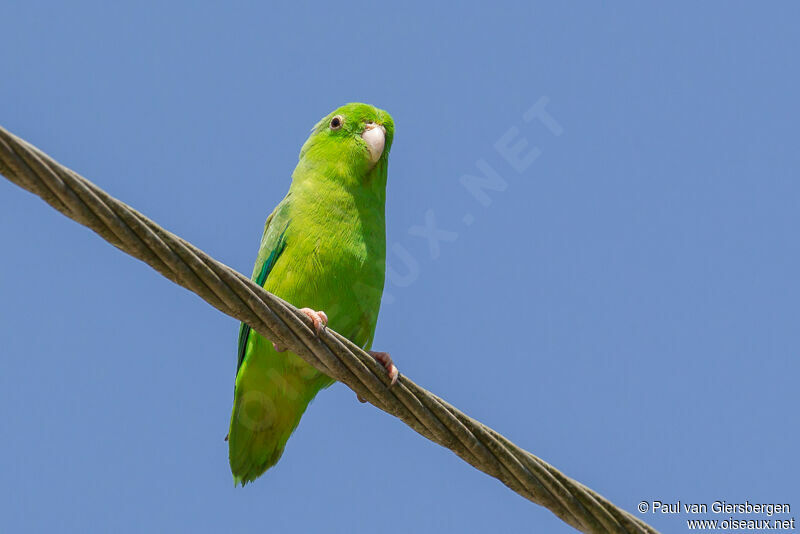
0, 125, 658, 534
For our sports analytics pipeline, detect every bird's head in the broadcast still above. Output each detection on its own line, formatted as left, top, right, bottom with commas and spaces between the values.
298, 103, 394, 186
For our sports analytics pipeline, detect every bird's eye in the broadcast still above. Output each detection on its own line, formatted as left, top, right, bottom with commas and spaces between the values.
330, 115, 343, 130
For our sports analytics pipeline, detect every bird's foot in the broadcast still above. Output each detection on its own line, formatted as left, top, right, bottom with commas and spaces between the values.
299, 308, 328, 335
370, 350, 399, 385
272, 307, 327, 350
357, 351, 400, 403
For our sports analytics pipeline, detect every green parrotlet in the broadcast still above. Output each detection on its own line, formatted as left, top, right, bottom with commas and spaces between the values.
228, 103, 398, 485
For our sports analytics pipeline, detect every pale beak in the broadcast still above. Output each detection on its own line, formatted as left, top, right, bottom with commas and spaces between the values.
361, 123, 386, 166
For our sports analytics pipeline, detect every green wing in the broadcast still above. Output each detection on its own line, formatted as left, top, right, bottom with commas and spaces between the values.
236, 214, 289, 373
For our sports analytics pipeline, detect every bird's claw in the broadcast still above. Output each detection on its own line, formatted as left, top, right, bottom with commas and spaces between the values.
355, 352, 399, 403
299, 308, 328, 335
368, 350, 399, 386
274, 307, 326, 350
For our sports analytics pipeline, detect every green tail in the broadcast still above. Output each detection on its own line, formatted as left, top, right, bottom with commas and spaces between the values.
228, 387, 306, 485
228, 334, 332, 485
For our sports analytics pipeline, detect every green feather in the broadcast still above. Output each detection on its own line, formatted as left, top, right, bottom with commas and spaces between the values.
236, 221, 288, 373
228, 103, 394, 485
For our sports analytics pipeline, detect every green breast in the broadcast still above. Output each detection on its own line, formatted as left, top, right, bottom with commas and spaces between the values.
268, 180, 386, 350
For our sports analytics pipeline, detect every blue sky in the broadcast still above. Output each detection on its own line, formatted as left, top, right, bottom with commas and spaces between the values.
1, 2, 798, 532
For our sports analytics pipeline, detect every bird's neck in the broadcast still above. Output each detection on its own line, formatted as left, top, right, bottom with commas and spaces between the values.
292, 156, 388, 203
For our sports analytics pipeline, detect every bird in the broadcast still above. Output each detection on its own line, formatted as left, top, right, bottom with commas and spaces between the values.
228, 103, 398, 485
